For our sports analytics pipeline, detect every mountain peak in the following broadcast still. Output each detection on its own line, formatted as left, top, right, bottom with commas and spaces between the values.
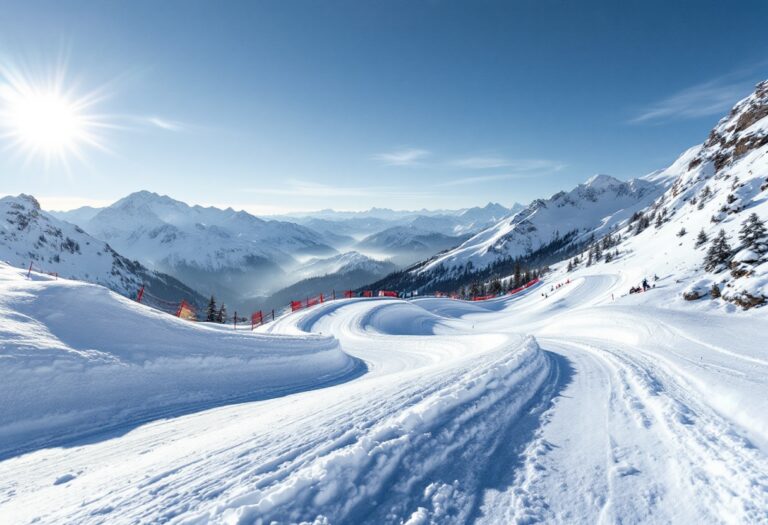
584, 174, 622, 189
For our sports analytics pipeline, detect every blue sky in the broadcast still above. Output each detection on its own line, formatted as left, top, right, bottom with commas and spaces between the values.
1, 0, 767, 214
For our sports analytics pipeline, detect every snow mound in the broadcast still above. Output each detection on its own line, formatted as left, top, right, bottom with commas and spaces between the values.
0, 263, 361, 458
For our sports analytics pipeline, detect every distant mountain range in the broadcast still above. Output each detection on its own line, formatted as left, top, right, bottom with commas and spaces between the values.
49, 195, 521, 310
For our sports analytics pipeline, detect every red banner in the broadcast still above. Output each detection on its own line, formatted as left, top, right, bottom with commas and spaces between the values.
344, 290, 354, 298
508, 277, 540, 296
362, 290, 373, 297
378, 290, 398, 297
251, 311, 263, 328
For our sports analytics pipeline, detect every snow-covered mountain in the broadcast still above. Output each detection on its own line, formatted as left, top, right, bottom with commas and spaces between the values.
294, 251, 396, 281
257, 251, 398, 311
368, 80, 768, 311
55, 191, 340, 302
284, 202, 524, 241
418, 173, 665, 275
0, 194, 204, 305
592, 79, 768, 308
355, 226, 471, 266
52, 195, 522, 309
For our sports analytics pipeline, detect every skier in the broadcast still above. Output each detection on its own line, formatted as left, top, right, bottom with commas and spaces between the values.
642, 278, 650, 291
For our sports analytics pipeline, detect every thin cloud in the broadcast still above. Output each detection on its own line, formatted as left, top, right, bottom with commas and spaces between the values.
630, 73, 760, 124
372, 148, 430, 166
144, 116, 186, 131
247, 179, 432, 199
440, 164, 565, 187
449, 157, 564, 171
448, 156, 512, 169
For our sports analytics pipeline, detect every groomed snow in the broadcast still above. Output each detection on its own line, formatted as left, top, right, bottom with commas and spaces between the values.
0, 263, 362, 459
1, 258, 766, 524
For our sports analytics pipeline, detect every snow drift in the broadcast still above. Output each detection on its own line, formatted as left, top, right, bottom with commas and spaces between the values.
0, 263, 362, 458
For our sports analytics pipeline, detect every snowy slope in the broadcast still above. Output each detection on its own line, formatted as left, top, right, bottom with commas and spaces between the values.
561, 79, 768, 309
1, 271, 765, 523
419, 174, 666, 275
0, 194, 203, 304
0, 262, 361, 458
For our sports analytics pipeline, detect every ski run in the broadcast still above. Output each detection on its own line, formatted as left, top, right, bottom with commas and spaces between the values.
0, 256, 766, 524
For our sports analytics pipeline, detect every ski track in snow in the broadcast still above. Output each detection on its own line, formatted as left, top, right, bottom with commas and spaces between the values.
1, 273, 767, 524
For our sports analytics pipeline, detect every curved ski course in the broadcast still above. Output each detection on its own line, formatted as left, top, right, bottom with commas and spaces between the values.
1, 274, 767, 524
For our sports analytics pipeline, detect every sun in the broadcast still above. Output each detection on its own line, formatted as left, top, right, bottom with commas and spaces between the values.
0, 60, 107, 166
8, 91, 84, 153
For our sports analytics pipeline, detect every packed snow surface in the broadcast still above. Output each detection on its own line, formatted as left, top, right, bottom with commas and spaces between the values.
1, 258, 767, 524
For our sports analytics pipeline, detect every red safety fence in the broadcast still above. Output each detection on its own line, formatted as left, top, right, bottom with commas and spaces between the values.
344, 290, 355, 298
472, 294, 498, 301
136, 285, 198, 321
291, 293, 326, 312
508, 277, 540, 296
378, 290, 398, 297
250, 309, 276, 329
362, 290, 373, 297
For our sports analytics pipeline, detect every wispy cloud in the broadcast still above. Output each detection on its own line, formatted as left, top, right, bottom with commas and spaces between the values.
247, 179, 432, 199
448, 157, 564, 171
372, 148, 430, 166
439, 160, 566, 187
448, 156, 513, 169
145, 116, 185, 131
630, 70, 762, 124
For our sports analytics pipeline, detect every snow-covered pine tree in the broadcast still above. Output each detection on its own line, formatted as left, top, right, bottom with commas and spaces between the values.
206, 295, 218, 322
739, 212, 767, 254
216, 303, 227, 323
695, 228, 708, 247
704, 229, 733, 273
677, 227, 686, 237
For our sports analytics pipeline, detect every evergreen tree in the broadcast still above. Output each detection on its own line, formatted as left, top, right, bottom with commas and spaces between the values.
739, 213, 767, 253
677, 227, 686, 237
695, 228, 708, 248
514, 262, 522, 288
594, 243, 602, 261
216, 303, 227, 323
567, 259, 573, 272
206, 295, 218, 322
704, 229, 733, 273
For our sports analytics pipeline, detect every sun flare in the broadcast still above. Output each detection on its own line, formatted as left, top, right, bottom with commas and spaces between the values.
0, 61, 106, 166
